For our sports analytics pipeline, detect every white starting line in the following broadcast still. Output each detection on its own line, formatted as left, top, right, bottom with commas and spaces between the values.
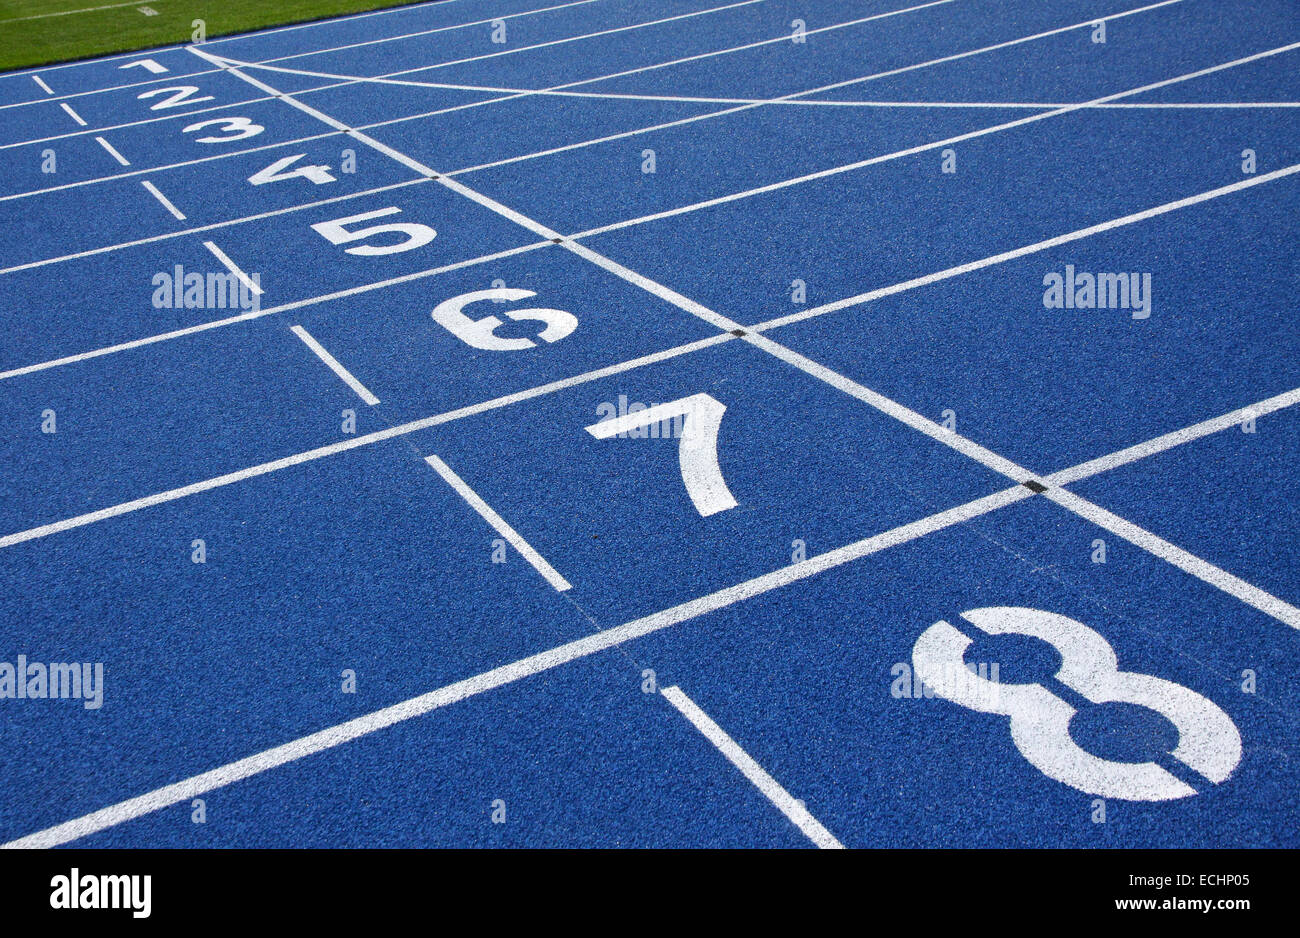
289, 324, 379, 406
424, 454, 572, 592
661, 685, 844, 849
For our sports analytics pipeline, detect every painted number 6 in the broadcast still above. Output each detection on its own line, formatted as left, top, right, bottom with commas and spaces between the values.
432, 288, 577, 351
912, 606, 1241, 801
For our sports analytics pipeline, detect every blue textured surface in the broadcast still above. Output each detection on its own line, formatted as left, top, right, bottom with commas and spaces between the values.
0, 0, 1297, 848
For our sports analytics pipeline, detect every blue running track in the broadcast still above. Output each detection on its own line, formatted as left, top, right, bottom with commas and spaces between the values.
0, 0, 1297, 848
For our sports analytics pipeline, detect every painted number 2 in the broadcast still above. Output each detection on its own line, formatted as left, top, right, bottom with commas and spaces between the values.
913, 606, 1242, 801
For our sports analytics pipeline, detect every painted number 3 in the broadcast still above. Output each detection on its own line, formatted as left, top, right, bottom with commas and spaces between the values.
913, 606, 1242, 801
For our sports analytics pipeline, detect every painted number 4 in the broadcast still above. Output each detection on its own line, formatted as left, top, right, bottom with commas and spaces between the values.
249, 154, 336, 186
586, 394, 737, 517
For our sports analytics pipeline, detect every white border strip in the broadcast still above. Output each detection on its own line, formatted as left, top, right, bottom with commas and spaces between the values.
751, 163, 1300, 333
1045, 488, 1300, 629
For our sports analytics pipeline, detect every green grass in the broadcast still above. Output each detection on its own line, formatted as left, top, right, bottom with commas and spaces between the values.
0, 0, 439, 71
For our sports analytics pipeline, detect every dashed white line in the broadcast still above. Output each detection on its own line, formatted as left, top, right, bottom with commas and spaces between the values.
31, 75, 53, 94
425, 455, 572, 592
202, 240, 262, 296
290, 324, 379, 406
94, 135, 130, 165
140, 180, 185, 220
661, 685, 844, 848
58, 102, 87, 125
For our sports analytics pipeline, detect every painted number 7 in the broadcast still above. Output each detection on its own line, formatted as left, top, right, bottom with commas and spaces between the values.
585, 393, 737, 517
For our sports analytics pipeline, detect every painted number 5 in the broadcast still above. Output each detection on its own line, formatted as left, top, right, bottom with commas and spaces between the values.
312, 207, 435, 255
913, 606, 1242, 801
586, 393, 737, 517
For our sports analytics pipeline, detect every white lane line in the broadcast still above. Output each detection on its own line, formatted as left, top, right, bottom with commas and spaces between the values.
31, 75, 53, 94
140, 179, 185, 220
0, 0, 1170, 200
5, 128, 1296, 393
290, 324, 379, 406
1046, 387, 1300, 486
294, 0, 773, 78
245, 40, 1300, 635
0, 333, 732, 551
58, 102, 87, 125
751, 162, 1300, 333
222, 0, 1181, 175
94, 135, 130, 165
782, 0, 1185, 102
661, 685, 843, 849
1045, 488, 1300, 630
571, 37, 1300, 241
0, 178, 430, 276
257, 0, 610, 66
746, 333, 1028, 479
1, 483, 1028, 849
816, 99, 1300, 109
202, 241, 262, 296
0, 240, 550, 381
425, 455, 571, 592
737, 330, 1300, 631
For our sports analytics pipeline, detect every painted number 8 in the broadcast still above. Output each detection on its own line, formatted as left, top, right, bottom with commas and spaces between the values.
912, 606, 1241, 801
